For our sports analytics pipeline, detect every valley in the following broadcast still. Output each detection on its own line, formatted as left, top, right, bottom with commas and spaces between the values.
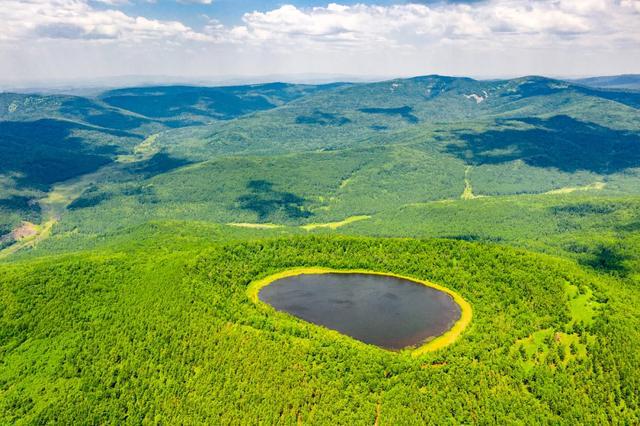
1, 74, 639, 423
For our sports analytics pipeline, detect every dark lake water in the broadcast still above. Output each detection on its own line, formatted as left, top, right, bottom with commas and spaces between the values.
259, 272, 461, 350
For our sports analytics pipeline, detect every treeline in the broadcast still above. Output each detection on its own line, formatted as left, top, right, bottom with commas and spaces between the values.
1, 234, 638, 423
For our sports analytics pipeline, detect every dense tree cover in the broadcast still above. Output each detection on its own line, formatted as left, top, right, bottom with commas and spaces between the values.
1, 234, 638, 423
99, 83, 347, 125
1, 75, 640, 423
24, 79, 638, 243
43, 144, 464, 233
447, 115, 640, 174
148, 75, 640, 162
345, 194, 640, 282
0, 82, 346, 231
1, 83, 342, 132
572, 74, 640, 90
2, 75, 640, 241
0, 119, 135, 189
0, 93, 152, 132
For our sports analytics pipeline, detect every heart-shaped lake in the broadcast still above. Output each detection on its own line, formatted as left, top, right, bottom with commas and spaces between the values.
258, 272, 464, 350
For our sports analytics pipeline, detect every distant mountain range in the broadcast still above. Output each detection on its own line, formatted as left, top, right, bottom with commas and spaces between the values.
570, 74, 640, 90
2, 68, 640, 425
1, 73, 639, 238
3, 73, 639, 94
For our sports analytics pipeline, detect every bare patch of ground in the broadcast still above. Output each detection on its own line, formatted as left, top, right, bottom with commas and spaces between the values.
300, 215, 371, 231
545, 182, 606, 195
227, 222, 284, 229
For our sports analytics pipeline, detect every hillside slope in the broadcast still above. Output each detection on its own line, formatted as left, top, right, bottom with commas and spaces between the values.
572, 74, 640, 90
1, 75, 640, 423
1, 233, 638, 423
0, 82, 345, 235
1, 75, 639, 254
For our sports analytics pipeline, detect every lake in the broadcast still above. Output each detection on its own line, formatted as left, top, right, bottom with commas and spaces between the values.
258, 272, 462, 350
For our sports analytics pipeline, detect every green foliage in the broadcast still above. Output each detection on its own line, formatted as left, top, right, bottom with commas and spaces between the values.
99, 83, 346, 126
359, 106, 419, 123
572, 74, 640, 90
1, 235, 638, 423
295, 110, 351, 126
237, 180, 312, 221
446, 116, 640, 174
0, 119, 132, 189
1, 75, 640, 423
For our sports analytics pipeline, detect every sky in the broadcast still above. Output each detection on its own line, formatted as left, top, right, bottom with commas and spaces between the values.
1, 0, 639, 85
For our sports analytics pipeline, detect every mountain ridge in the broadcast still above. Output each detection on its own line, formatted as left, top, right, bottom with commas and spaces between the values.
1, 74, 639, 243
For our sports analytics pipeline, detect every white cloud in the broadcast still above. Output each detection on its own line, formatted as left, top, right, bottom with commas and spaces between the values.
3, 0, 638, 48
218, 1, 640, 49
93, 0, 131, 5
621, 0, 640, 12
0, 0, 210, 42
0, 0, 639, 82
177, 0, 213, 4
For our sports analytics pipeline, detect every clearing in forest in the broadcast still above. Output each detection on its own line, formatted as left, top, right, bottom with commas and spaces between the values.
301, 215, 371, 231
545, 182, 606, 195
461, 166, 483, 200
228, 222, 284, 229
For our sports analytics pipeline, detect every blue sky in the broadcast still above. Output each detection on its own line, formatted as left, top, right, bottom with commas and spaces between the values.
97, 1, 420, 28
1, 1, 639, 85
98, 1, 486, 27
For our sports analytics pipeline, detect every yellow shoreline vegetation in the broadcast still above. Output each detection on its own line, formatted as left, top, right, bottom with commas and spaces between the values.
247, 267, 472, 356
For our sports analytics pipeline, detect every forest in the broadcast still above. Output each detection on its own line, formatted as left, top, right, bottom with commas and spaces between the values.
1, 75, 639, 423
1, 233, 638, 423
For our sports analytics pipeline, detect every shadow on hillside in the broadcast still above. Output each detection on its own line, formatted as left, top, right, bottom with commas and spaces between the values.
296, 111, 351, 126
237, 180, 312, 221
581, 244, 631, 275
359, 106, 419, 124
577, 86, 640, 110
446, 115, 640, 174
442, 234, 505, 243
0, 196, 41, 221
0, 119, 131, 189
60, 98, 152, 131
127, 153, 193, 179
99, 86, 275, 121
617, 221, 640, 232
549, 202, 618, 216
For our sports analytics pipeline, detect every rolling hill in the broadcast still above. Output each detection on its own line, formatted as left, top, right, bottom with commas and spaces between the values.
0, 82, 347, 234
1, 74, 639, 423
18, 75, 636, 241
572, 74, 640, 90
